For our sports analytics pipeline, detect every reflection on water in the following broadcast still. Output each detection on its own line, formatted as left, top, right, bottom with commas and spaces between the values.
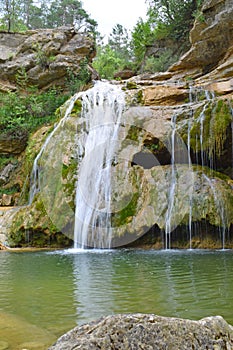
0, 249, 233, 349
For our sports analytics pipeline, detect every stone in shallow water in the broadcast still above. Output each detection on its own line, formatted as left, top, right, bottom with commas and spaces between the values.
49, 314, 233, 350
18, 341, 46, 350
0, 312, 56, 350
0, 341, 9, 350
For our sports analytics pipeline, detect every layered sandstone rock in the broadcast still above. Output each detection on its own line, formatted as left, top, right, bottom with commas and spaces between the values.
169, 0, 233, 80
0, 27, 96, 90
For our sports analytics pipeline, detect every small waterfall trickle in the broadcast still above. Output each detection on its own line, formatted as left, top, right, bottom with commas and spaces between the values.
202, 174, 227, 249
164, 108, 195, 250
29, 94, 80, 204
229, 100, 233, 179
165, 115, 177, 249
198, 102, 210, 168
205, 89, 215, 101
187, 117, 193, 249
73, 82, 125, 249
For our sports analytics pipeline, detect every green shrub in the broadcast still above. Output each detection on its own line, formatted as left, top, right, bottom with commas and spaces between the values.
0, 89, 68, 137
143, 49, 179, 73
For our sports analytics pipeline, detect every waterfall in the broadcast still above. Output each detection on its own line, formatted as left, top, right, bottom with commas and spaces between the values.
229, 100, 233, 179
199, 103, 208, 168
29, 94, 80, 204
202, 174, 227, 249
187, 117, 193, 249
165, 115, 177, 249
73, 81, 125, 249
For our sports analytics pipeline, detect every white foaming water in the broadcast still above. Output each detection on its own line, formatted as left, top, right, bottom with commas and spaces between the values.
187, 117, 193, 248
73, 81, 125, 249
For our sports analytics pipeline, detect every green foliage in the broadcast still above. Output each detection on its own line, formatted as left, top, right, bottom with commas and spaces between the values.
0, 184, 19, 195
32, 43, 50, 69
132, 18, 155, 67
15, 67, 29, 90
0, 156, 18, 171
0, 0, 97, 34
45, 0, 97, 33
189, 100, 232, 158
93, 45, 124, 79
66, 58, 91, 94
126, 125, 141, 142
112, 192, 139, 227
108, 24, 132, 62
146, 0, 204, 40
0, 88, 68, 137
0, 0, 28, 32
193, 9, 206, 23
131, 0, 205, 73
93, 24, 134, 79
143, 48, 179, 72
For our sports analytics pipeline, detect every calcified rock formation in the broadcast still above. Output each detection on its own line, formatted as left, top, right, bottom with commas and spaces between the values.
0, 0, 233, 249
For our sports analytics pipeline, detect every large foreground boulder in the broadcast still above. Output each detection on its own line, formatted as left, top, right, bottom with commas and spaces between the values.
49, 314, 233, 350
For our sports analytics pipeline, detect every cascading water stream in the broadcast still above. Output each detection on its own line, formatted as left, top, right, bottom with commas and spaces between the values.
199, 103, 208, 168
202, 174, 227, 249
165, 114, 177, 250
2, 75, 230, 251
0, 94, 81, 246
228, 100, 233, 178
29, 93, 80, 204
73, 81, 125, 249
187, 116, 193, 249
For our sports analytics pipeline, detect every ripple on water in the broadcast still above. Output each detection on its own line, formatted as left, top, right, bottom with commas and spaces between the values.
0, 249, 233, 348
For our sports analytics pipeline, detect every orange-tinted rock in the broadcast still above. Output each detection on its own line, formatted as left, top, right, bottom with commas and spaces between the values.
142, 85, 188, 106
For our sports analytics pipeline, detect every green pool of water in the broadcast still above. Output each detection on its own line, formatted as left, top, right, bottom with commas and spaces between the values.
0, 249, 232, 349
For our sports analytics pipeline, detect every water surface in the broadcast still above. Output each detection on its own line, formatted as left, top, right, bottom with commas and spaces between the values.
0, 249, 232, 349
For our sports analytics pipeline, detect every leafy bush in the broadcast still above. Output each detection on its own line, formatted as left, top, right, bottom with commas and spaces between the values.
143, 49, 179, 72
92, 45, 125, 79
0, 89, 68, 138
66, 58, 92, 94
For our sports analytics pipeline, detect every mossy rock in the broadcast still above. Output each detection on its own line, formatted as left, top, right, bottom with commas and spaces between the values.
126, 81, 138, 90
70, 99, 82, 116
189, 99, 232, 157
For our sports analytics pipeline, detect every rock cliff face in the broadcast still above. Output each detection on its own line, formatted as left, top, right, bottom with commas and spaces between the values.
0, 0, 233, 249
0, 27, 96, 91
0, 27, 96, 245
169, 0, 233, 80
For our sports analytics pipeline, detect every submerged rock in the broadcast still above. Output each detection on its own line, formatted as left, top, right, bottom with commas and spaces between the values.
49, 314, 233, 350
